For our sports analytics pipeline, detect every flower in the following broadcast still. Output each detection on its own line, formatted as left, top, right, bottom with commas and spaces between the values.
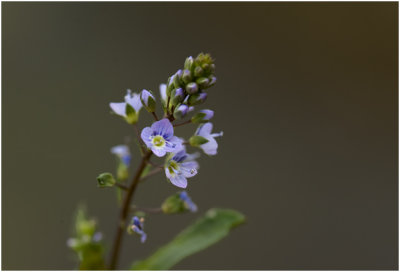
141, 119, 183, 157
109, 90, 143, 123
110, 145, 131, 166
130, 216, 147, 243
164, 149, 199, 188
195, 123, 223, 155
179, 191, 198, 212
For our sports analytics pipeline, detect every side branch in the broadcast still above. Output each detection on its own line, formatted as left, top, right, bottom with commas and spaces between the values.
109, 150, 153, 269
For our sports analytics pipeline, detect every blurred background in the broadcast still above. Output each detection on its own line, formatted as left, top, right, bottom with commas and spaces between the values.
2, 2, 398, 270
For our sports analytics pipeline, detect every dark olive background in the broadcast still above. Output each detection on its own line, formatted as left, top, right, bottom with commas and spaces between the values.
2, 2, 398, 270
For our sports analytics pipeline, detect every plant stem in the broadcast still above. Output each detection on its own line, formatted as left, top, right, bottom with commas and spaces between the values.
115, 182, 128, 190
151, 112, 159, 121
173, 119, 192, 127
140, 167, 163, 182
131, 206, 163, 214
109, 150, 153, 270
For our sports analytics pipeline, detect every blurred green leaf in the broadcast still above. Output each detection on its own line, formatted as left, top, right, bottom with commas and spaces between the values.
131, 208, 245, 270
68, 206, 106, 270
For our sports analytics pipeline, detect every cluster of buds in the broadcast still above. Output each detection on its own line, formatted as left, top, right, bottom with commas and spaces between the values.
163, 53, 216, 119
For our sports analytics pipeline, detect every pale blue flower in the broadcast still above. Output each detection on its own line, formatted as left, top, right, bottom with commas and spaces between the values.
179, 191, 197, 212
165, 149, 199, 188
111, 145, 131, 166
195, 123, 223, 155
141, 119, 183, 157
131, 216, 146, 243
109, 89, 142, 117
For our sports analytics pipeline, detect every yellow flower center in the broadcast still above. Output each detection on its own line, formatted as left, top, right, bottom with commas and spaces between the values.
152, 135, 166, 147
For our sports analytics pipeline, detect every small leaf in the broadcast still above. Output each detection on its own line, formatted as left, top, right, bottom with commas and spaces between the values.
131, 208, 245, 270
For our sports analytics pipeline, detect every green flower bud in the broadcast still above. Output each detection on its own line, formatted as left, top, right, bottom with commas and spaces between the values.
97, 173, 116, 188
161, 193, 186, 214
182, 69, 192, 84
188, 92, 207, 106
189, 135, 209, 147
173, 70, 183, 87
186, 82, 198, 94
191, 109, 214, 123
173, 104, 189, 119
196, 77, 210, 89
171, 88, 185, 106
140, 89, 156, 113
184, 56, 194, 71
166, 76, 175, 96
208, 76, 217, 87
194, 66, 203, 77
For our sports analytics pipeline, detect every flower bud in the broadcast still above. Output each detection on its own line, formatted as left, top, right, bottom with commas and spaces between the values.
173, 104, 189, 119
188, 92, 207, 106
166, 75, 175, 96
161, 192, 198, 214
191, 109, 214, 123
140, 89, 156, 113
97, 173, 116, 188
171, 88, 185, 106
173, 70, 183, 87
194, 66, 203, 77
196, 77, 210, 89
189, 135, 209, 147
186, 82, 198, 94
182, 69, 192, 84
208, 76, 217, 87
184, 56, 194, 71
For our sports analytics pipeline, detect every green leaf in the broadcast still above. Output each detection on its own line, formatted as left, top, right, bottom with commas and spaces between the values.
131, 208, 245, 270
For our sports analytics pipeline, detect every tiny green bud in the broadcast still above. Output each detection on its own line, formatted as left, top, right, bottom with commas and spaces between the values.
171, 88, 185, 106
161, 193, 186, 214
140, 89, 156, 113
166, 76, 175, 96
189, 135, 209, 147
188, 92, 207, 106
182, 69, 192, 84
208, 76, 217, 87
173, 104, 189, 119
194, 66, 203, 77
184, 56, 194, 71
97, 173, 116, 188
186, 82, 198, 94
196, 77, 210, 89
173, 70, 183, 87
